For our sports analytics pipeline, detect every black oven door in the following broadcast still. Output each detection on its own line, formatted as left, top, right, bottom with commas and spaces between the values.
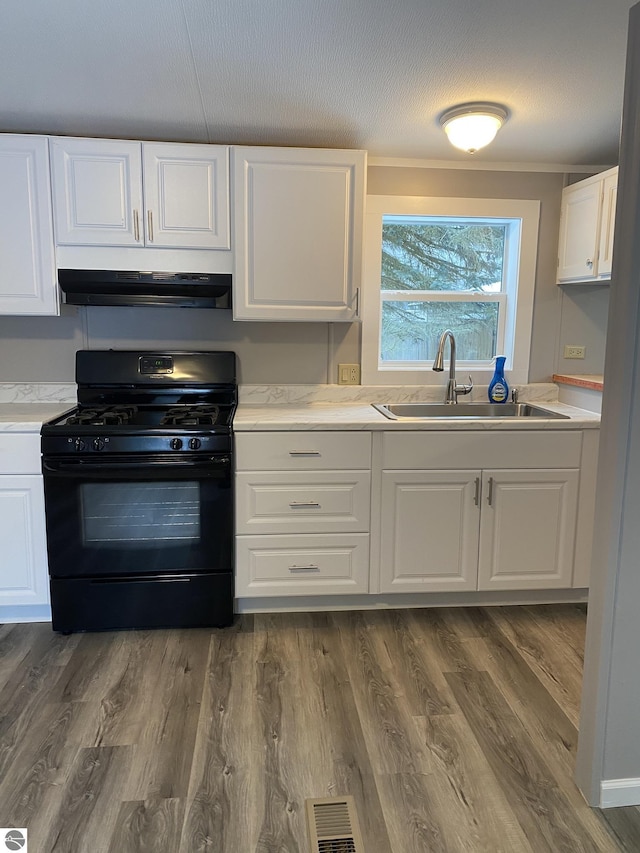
42, 453, 232, 579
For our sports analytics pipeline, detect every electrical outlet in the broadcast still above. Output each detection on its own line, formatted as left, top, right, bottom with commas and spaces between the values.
564, 345, 586, 359
338, 363, 361, 385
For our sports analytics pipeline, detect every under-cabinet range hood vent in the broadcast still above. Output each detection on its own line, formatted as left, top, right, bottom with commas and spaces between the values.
58, 269, 232, 309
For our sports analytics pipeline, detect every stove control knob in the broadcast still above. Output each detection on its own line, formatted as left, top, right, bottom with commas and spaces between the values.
93, 437, 106, 451
74, 438, 86, 452
170, 438, 183, 450
189, 438, 202, 450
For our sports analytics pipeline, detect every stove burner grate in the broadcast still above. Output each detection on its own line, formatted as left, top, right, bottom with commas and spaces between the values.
64, 405, 138, 426
160, 405, 221, 426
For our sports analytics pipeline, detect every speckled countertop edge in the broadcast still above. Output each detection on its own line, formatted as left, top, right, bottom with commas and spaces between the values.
553, 374, 604, 392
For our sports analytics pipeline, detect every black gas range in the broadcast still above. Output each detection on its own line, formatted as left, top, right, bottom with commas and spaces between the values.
41, 350, 237, 633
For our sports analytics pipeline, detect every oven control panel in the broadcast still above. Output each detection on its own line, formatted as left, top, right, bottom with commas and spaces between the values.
139, 355, 174, 375
51, 433, 232, 455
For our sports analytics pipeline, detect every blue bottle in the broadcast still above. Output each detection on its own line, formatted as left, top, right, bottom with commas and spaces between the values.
488, 356, 509, 403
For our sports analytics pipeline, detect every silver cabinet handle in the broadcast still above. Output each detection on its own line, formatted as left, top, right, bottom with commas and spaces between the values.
147, 210, 154, 242
289, 501, 320, 508
288, 564, 319, 572
288, 450, 321, 456
487, 476, 494, 506
474, 477, 481, 506
133, 209, 140, 242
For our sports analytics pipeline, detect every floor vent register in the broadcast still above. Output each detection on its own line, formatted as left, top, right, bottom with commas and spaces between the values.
305, 796, 365, 853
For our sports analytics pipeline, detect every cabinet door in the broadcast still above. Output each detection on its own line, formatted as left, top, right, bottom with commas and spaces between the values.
597, 171, 618, 279
0, 475, 49, 606
379, 470, 480, 593
233, 146, 366, 321
0, 136, 57, 315
50, 137, 143, 246
557, 181, 601, 282
142, 143, 230, 249
477, 469, 579, 591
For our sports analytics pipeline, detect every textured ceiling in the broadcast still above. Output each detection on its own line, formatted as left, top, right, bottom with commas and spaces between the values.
1, 0, 634, 165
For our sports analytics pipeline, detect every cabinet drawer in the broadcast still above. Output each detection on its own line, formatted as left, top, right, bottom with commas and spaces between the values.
382, 430, 582, 470
235, 533, 369, 596
0, 433, 42, 474
235, 431, 371, 471
236, 471, 370, 534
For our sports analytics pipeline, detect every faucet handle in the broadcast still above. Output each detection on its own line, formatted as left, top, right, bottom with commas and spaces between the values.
455, 376, 473, 397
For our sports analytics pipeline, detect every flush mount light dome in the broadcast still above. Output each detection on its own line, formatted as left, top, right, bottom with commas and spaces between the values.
440, 103, 509, 154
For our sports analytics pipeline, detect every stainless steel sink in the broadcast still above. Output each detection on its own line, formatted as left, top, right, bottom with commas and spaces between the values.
372, 402, 569, 420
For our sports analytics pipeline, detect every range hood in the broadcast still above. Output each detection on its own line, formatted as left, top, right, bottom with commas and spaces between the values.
58, 269, 232, 309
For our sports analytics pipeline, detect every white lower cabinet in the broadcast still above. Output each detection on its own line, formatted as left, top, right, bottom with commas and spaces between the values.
477, 469, 579, 590
235, 431, 371, 597
380, 470, 480, 592
379, 467, 579, 593
235, 427, 596, 604
236, 534, 369, 597
0, 433, 50, 609
379, 431, 583, 594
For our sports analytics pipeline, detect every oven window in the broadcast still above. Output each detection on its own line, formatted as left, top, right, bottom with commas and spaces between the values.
80, 482, 201, 545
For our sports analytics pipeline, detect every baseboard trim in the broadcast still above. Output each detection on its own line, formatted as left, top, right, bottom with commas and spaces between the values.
600, 778, 640, 808
0, 604, 52, 624
236, 588, 589, 614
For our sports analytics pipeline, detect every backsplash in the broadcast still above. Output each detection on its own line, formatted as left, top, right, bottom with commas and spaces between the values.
238, 383, 560, 404
0, 381, 560, 406
0, 383, 76, 403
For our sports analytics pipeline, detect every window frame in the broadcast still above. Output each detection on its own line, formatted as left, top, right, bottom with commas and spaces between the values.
361, 195, 540, 386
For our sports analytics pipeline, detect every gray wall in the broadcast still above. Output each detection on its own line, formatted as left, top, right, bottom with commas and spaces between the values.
368, 165, 609, 381
0, 165, 609, 384
556, 284, 610, 375
576, 0, 640, 805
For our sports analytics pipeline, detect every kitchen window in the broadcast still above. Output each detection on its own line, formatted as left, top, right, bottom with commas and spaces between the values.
361, 196, 540, 385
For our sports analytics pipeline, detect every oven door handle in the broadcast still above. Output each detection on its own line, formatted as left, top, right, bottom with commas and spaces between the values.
42, 455, 231, 478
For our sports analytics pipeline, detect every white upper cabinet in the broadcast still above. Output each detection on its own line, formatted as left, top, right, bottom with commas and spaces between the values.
50, 138, 142, 246
50, 137, 230, 250
556, 166, 618, 283
0, 135, 58, 315
232, 146, 366, 321
142, 143, 230, 249
597, 170, 618, 279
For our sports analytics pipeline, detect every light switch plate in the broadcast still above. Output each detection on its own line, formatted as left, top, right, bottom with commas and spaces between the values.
338, 363, 361, 384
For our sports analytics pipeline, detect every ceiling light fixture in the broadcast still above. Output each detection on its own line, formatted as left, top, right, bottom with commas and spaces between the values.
439, 103, 509, 154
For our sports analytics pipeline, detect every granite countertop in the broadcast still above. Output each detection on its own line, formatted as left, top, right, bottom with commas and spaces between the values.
0, 383, 75, 432
234, 400, 601, 431
234, 382, 601, 430
0, 403, 73, 432
0, 382, 601, 433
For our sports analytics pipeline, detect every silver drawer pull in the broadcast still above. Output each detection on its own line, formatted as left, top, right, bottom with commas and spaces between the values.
289, 501, 321, 508
288, 564, 320, 572
289, 450, 321, 456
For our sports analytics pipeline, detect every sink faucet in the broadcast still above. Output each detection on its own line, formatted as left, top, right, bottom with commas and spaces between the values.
432, 329, 473, 404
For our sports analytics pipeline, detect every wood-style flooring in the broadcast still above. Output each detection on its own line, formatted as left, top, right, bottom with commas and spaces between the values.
0, 605, 639, 852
